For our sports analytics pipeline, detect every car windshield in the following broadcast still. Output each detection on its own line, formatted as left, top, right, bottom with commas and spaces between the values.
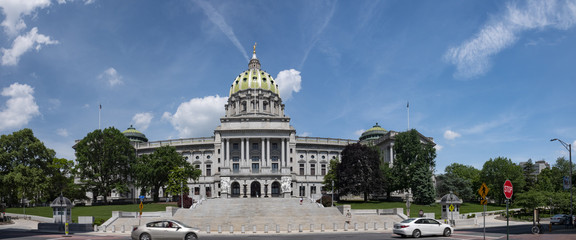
400, 218, 416, 223
553, 214, 565, 218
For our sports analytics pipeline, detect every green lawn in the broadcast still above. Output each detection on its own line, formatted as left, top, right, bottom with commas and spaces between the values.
6, 203, 177, 223
338, 201, 508, 218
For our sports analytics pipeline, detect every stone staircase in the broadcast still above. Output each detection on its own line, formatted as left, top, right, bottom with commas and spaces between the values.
106, 197, 402, 233
175, 197, 345, 231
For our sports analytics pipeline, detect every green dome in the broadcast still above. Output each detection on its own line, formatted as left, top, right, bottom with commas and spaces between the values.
123, 125, 148, 143
229, 46, 279, 96
359, 123, 387, 141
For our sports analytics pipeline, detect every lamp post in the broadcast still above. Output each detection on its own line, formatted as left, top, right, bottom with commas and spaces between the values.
331, 180, 334, 207
551, 138, 573, 219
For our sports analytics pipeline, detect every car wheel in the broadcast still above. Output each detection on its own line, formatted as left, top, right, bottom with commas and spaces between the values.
139, 233, 151, 240
412, 229, 421, 238
443, 228, 452, 237
185, 233, 198, 240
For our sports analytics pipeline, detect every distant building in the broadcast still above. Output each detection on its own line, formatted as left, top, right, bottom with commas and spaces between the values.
78, 46, 435, 203
519, 160, 550, 175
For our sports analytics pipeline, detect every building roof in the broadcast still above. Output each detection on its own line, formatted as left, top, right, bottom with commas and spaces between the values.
229, 45, 279, 96
123, 125, 148, 143
359, 123, 388, 142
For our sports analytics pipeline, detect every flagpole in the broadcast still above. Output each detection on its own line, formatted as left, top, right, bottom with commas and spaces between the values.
99, 104, 101, 130
407, 101, 410, 130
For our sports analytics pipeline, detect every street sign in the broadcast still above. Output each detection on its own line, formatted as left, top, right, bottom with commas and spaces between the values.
478, 183, 490, 198
449, 204, 455, 212
139, 202, 143, 216
480, 199, 487, 205
139, 195, 145, 201
504, 180, 513, 199
563, 176, 570, 190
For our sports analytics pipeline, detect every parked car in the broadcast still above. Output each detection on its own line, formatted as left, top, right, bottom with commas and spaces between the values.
131, 220, 200, 240
550, 214, 569, 225
393, 218, 453, 238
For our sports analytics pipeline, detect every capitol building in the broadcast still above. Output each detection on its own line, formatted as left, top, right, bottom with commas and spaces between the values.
116, 48, 435, 202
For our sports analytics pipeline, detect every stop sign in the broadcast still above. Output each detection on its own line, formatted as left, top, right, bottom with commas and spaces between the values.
503, 180, 513, 199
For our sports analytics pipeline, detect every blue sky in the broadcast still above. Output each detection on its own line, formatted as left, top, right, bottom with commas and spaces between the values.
1, 0, 575, 174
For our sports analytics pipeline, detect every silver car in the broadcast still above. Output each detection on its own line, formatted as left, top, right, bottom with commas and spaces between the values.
131, 220, 200, 240
393, 218, 453, 238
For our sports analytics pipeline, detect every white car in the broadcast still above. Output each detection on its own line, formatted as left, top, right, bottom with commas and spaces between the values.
393, 218, 453, 238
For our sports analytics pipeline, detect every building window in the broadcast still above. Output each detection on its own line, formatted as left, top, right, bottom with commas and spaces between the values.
290, 148, 293, 154
195, 165, 200, 169
233, 163, 240, 173
290, 157, 293, 163
252, 163, 259, 173
321, 164, 326, 175
299, 164, 305, 175
207, 155, 211, 159
272, 143, 278, 150
194, 187, 200, 195
272, 163, 278, 173
195, 156, 199, 159
218, 167, 220, 172
233, 157, 240, 162
311, 164, 315, 176
252, 156, 260, 161
311, 155, 315, 159
271, 156, 278, 161
218, 158, 220, 163
233, 143, 239, 150
300, 155, 304, 159
311, 186, 317, 195
252, 143, 258, 150
218, 149, 220, 154
206, 164, 211, 176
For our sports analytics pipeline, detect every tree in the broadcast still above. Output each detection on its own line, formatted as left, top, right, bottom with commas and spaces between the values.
392, 129, 437, 204
75, 127, 136, 203
166, 165, 201, 200
134, 145, 197, 202
515, 190, 548, 214
337, 143, 382, 202
380, 163, 394, 200
436, 173, 474, 202
480, 157, 525, 204
0, 129, 56, 206
439, 163, 480, 202
322, 158, 339, 192
522, 159, 537, 192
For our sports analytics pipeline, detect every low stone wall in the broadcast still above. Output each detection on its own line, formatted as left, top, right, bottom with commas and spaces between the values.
38, 223, 93, 232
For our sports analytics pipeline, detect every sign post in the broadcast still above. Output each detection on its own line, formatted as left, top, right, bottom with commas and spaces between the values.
478, 183, 490, 240
504, 180, 513, 240
138, 195, 144, 226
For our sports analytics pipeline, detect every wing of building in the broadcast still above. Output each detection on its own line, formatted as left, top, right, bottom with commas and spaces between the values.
78, 47, 435, 203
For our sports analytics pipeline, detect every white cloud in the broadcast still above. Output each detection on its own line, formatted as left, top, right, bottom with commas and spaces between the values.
98, 67, 123, 87
0, 83, 40, 132
443, 130, 461, 140
463, 116, 513, 135
162, 95, 227, 138
193, 0, 248, 61
132, 112, 153, 131
434, 144, 444, 151
1, 27, 58, 66
354, 129, 365, 137
0, 0, 51, 36
445, 0, 576, 79
299, 132, 311, 137
56, 0, 95, 5
56, 128, 68, 137
275, 69, 302, 101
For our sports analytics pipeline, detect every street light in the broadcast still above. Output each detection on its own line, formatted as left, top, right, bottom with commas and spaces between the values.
551, 138, 573, 220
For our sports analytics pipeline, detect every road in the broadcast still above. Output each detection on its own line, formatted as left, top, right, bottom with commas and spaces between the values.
1, 223, 575, 240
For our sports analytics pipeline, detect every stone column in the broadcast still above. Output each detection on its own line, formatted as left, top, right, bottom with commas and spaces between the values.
281, 138, 285, 167
241, 138, 245, 163
261, 138, 265, 166
225, 139, 230, 166
389, 143, 394, 167
266, 138, 270, 167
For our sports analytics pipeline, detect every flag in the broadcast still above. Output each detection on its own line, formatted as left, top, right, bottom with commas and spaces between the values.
407, 101, 409, 108
99, 104, 102, 109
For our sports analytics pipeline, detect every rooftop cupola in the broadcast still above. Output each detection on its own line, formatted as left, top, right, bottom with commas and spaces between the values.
248, 42, 261, 70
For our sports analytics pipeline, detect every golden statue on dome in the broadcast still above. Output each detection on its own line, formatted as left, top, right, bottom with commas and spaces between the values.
253, 42, 257, 54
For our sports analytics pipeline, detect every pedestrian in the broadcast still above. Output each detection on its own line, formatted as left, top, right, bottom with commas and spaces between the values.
300, 197, 303, 205
346, 210, 352, 224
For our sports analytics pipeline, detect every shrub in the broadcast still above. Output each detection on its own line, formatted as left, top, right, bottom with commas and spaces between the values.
176, 194, 194, 208
316, 195, 333, 207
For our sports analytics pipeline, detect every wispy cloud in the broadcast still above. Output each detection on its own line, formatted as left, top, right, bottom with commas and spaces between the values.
445, 0, 576, 79
98, 67, 123, 87
56, 128, 68, 137
443, 130, 461, 140
1, 27, 58, 66
299, 0, 336, 69
193, 0, 248, 61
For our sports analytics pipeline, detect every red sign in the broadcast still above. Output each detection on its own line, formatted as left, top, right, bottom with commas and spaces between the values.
503, 180, 513, 199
